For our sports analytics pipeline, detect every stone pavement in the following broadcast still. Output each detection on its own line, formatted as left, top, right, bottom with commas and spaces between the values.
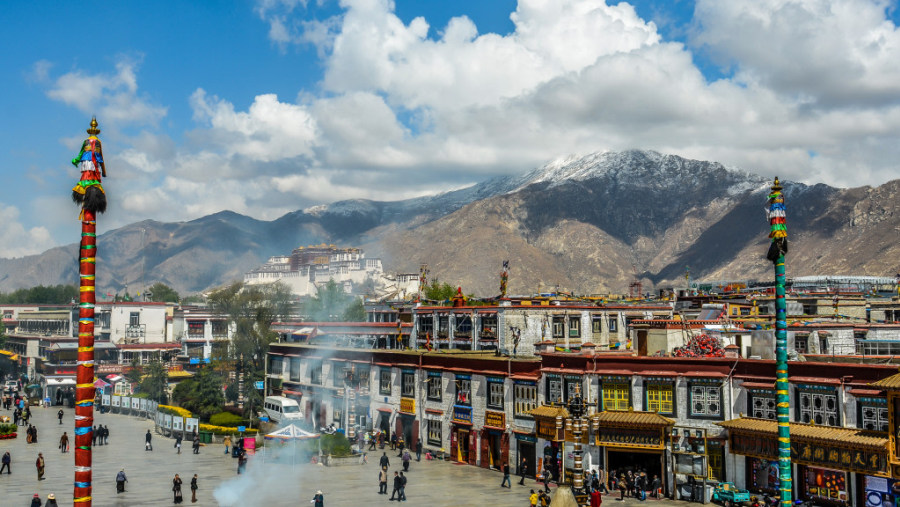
0, 404, 700, 506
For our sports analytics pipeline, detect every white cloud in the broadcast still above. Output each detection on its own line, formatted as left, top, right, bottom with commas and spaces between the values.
46, 59, 167, 126
0, 204, 57, 258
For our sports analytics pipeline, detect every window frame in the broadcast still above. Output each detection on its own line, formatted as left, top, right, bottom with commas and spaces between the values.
514, 382, 537, 417
552, 317, 565, 339
796, 385, 839, 427
426, 418, 442, 446
858, 398, 889, 432
794, 334, 808, 354
309, 361, 323, 385
608, 314, 618, 333
644, 381, 675, 415
546, 375, 564, 404
569, 316, 581, 338
401, 371, 416, 397
487, 380, 504, 410
748, 389, 777, 421
427, 374, 442, 401
688, 381, 723, 420
379, 369, 392, 395
455, 376, 472, 406
601, 380, 631, 412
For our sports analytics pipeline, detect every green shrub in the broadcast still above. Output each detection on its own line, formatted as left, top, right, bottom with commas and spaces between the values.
210, 412, 244, 427
319, 433, 353, 457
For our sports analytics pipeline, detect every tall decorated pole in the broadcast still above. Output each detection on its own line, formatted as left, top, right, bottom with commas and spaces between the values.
766, 177, 791, 507
499, 260, 509, 298
71, 117, 108, 507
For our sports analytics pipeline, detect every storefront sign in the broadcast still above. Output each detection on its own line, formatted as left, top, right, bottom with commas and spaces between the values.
801, 466, 848, 506
596, 426, 663, 449
485, 410, 505, 429
515, 433, 537, 443
536, 420, 560, 441
452, 405, 472, 424
400, 397, 415, 414
731, 432, 889, 477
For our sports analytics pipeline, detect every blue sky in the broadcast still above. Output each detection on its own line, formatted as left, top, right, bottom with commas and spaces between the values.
2, 0, 900, 258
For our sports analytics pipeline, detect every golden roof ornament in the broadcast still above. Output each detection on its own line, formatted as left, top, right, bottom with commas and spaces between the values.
86, 117, 100, 136
771, 176, 782, 192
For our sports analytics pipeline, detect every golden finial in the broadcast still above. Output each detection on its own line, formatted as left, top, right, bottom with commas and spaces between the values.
86, 117, 100, 136
771, 177, 782, 192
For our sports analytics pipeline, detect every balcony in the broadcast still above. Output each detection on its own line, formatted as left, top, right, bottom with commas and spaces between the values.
125, 325, 146, 340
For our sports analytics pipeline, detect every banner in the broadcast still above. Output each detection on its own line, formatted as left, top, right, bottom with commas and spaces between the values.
121, 396, 131, 410
186, 418, 199, 433
173, 417, 184, 432
102, 394, 111, 406
140, 398, 148, 411
131, 397, 141, 410
163, 414, 173, 429
111, 395, 120, 407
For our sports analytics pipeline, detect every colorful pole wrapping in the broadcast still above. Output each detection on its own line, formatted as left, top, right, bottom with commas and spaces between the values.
72, 118, 106, 507
500, 260, 509, 298
767, 178, 791, 507
74, 211, 96, 505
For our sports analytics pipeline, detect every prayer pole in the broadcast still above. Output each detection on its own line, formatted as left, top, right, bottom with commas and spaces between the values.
766, 177, 791, 507
71, 117, 108, 506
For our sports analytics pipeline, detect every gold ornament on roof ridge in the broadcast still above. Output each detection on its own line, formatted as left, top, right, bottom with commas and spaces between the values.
87, 117, 100, 136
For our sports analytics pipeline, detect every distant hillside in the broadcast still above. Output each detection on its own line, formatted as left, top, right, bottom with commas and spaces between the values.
2, 150, 898, 296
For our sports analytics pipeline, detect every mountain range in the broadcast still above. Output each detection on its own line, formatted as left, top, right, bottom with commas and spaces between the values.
2, 150, 898, 297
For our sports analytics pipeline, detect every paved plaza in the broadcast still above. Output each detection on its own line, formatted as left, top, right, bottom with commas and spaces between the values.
1, 404, 700, 506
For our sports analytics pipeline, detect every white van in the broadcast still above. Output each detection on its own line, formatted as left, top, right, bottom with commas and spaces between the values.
263, 396, 303, 423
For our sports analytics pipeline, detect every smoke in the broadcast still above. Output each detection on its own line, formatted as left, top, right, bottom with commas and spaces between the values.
213, 442, 318, 506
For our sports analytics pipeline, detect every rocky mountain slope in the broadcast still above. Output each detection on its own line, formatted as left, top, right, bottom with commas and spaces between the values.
2, 150, 898, 296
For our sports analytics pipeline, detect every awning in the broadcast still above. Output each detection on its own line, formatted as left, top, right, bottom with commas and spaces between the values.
591, 411, 674, 428
93, 379, 110, 388
45, 378, 76, 386
718, 417, 887, 449
105, 374, 123, 382
528, 405, 569, 419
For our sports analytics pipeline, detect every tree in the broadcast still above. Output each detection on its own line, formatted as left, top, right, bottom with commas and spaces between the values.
147, 282, 180, 303
342, 297, 366, 321
208, 281, 294, 419
0, 284, 79, 304
305, 279, 357, 322
139, 357, 169, 403
171, 366, 224, 421
423, 278, 457, 302
125, 356, 143, 386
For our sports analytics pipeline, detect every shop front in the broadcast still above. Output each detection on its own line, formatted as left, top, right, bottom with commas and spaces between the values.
515, 432, 537, 478
396, 397, 418, 447
592, 411, 672, 493
861, 476, 900, 507
529, 405, 568, 484
721, 417, 889, 507
481, 410, 509, 470
451, 404, 476, 464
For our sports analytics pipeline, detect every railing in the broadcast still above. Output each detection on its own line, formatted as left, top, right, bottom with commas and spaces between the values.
125, 325, 146, 339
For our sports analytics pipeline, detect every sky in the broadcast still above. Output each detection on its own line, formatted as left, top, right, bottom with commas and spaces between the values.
3, 0, 900, 259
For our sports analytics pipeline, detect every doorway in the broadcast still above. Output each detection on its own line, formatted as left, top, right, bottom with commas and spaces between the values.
457, 428, 470, 462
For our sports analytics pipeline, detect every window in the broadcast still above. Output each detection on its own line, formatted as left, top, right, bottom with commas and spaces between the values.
645, 382, 674, 414
749, 391, 776, 420
797, 386, 838, 426
129, 312, 140, 326
689, 383, 722, 419
211, 320, 228, 338
857, 340, 900, 355
565, 378, 582, 403
427, 374, 442, 401
309, 362, 323, 385
333, 363, 347, 386
187, 321, 204, 338
569, 317, 581, 338
794, 335, 808, 354
402, 371, 416, 397
488, 381, 504, 409
591, 316, 603, 334
858, 399, 888, 432
608, 315, 618, 332
418, 316, 433, 336
333, 406, 342, 423
379, 369, 392, 395
819, 336, 829, 354
546, 376, 563, 404
269, 356, 284, 377
602, 382, 630, 411
552, 317, 564, 339
356, 366, 370, 388
426, 418, 442, 446
514, 382, 537, 416
97, 311, 111, 329
455, 376, 471, 406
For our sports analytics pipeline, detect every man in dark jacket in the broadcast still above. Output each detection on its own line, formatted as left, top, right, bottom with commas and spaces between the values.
519, 457, 528, 485
379, 452, 390, 469
145, 430, 152, 451
1, 450, 10, 474
501, 462, 511, 488
399, 471, 407, 501
192, 436, 200, 454
415, 439, 422, 462
390, 471, 402, 501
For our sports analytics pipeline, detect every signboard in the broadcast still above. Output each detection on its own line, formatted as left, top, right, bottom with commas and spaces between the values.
451, 405, 472, 425
163, 414, 173, 430
730, 432, 889, 476
132, 397, 141, 410
536, 420, 559, 442
102, 394, 111, 406
121, 397, 131, 410
149, 401, 158, 413
596, 427, 664, 450
189, 357, 199, 365
173, 417, 184, 432
400, 397, 416, 414
111, 395, 120, 408
140, 398, 148, 411
185, 418, 199, 433
156, 412, 164, 427
255, 381, 264, 389
484, 410, 506, 429
237, 426, 246, 432
515, 433, 537, 443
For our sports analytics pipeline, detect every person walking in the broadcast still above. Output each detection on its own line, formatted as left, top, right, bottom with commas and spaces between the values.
401, 449, 411, 472
30, 493, 42, 507
174, 434, 182, 454
519, 457, 528, 485
59, 432, 69, 453
172, 473, 183, 504
311, 490, 324, 507
35, 452, 45, 480
501, 461, 511, 488
103, 424, 109, 445
45, 493, 58, 506
237, 449, 247, 474
223, 435, 231, 455
1, 450, 10, 474
57, 409, 63, 425
92, 425, 98, 446
190, 474, 198, 503
145, 429, 153, 451
378, 466, 389, 494
192, 436, 200, 454
618, 474, 627, 501
379, 452, 390, 469
399, 471, 407, 501
116, 469, 128, 493
390, 471, 402, 501
542, 467, 551, 493
415, 439, 422, 462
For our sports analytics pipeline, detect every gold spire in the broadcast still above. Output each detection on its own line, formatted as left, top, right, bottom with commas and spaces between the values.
771, 176, 782, 192
86, 117, 100, 136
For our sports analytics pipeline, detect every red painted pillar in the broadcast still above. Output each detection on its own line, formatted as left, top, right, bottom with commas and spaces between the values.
74, 210, 96, 506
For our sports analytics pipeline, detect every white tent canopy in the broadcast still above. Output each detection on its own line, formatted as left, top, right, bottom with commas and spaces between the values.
264, 424, 320, 441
